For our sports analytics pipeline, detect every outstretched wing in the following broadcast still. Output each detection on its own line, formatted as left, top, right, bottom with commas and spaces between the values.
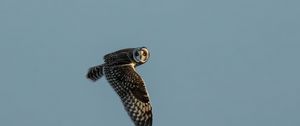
104, 64, 152, 126
87, 65, 104, 81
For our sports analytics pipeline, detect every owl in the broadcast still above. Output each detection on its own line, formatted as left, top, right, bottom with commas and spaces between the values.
86, 47, 152, 126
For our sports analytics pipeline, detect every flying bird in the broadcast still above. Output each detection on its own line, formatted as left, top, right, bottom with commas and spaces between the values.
86, 47, 152, 126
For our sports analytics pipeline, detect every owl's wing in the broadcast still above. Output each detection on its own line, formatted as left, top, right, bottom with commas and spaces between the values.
105, 64, 152, 126
86, 64, 104, 81
103, 48, 133, 64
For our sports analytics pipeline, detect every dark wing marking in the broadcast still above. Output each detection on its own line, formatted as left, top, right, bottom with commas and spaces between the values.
104, 64, 152, 126
103, 48, 134, 64
86, 64, 104, 81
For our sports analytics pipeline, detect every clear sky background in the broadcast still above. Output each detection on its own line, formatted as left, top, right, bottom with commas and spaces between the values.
0, 0, 300, 126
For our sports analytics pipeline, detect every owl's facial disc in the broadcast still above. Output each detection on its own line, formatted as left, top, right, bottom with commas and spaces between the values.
133, 47, 149, 63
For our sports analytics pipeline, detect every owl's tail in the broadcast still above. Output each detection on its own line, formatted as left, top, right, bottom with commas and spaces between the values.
86, 64, 104, 81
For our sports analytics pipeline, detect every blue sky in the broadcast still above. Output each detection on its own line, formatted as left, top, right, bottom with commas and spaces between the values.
0, 0, 300, 126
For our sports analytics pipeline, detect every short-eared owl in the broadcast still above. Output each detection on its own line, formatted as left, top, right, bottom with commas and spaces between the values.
86, 47, 152, 126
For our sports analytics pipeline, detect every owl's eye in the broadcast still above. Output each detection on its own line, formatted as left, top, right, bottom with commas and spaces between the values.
135, 51, 139, 56
142, 51, 147, 56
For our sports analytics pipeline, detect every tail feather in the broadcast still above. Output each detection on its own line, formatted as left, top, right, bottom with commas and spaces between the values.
87, 65, 104, 81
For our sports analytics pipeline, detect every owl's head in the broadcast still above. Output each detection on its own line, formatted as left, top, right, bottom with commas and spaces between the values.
132, 47, 150, 65
104, 47, 150, 66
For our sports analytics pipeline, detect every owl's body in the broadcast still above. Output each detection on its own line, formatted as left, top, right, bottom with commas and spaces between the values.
87, 47, 152, 126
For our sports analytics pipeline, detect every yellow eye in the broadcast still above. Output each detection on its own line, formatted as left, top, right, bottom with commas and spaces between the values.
142, 51, 147, 56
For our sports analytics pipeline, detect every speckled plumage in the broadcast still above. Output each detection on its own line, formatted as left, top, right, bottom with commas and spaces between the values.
86, 47, 152, 126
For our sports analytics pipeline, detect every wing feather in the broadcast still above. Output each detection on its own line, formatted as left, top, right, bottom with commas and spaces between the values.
104, 64, 152, 126
87, 65, 104, 81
